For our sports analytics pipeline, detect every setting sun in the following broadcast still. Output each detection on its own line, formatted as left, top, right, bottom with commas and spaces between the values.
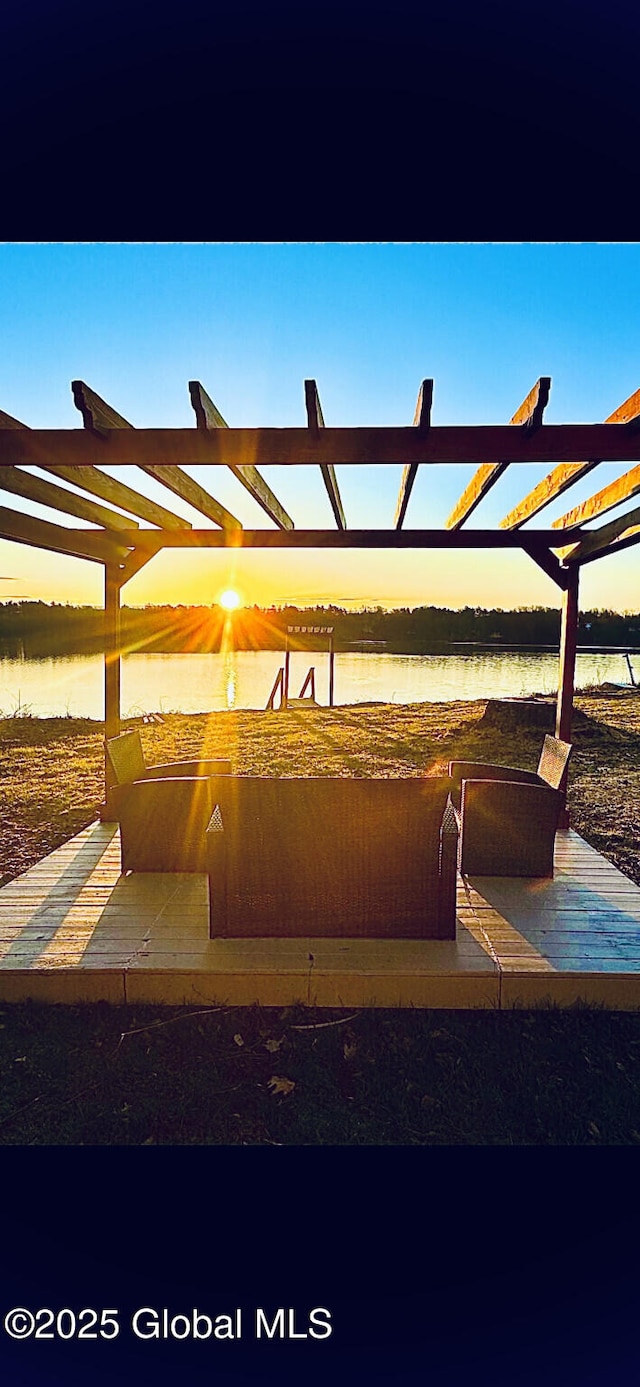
219, 588, 241, 612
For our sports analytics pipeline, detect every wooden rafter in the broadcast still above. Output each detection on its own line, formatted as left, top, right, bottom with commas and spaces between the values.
0, 465, 139, 532
0, 505, 126, 565
72, 381, 133, 435
72, 381, 240, 531
38, 464, 188, 531
0, 409, 30, 430
3, 423, 640, 470
552, 463, 640, 543
394, 380, 433, 530
138, 463, 242, 529
305, 380, 346, 529
499, 386, 640, 530
0, 398, 171, 532
560, 501, 640, 566
445, 377, 551, 530
189, 381, 292, 530
575, 524, 640, 567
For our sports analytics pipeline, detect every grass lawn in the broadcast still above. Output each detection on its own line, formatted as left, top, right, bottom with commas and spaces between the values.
1, 692, 640, 1145
2, 1000, 640, 1146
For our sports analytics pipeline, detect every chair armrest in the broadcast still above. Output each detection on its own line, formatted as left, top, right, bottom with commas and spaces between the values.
143, 759, 232, 779
117, 776, 217, 872
448, 760, 540, 807
459, 779, 560, 876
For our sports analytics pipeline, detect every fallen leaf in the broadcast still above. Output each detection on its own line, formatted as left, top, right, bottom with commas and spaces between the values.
588, 1121, 600, 1137
264, 1038, 283, 1053
14, 1056, 26, 1063
233, 1033, 245, 1048
268, 1075, 296, 1097
343, 1041, 357, 1061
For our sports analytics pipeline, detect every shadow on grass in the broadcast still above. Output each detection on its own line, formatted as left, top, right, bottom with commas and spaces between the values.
1, 1000, 640, 1146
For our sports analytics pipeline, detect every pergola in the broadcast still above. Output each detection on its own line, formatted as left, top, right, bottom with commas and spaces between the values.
2, 374, 640, 805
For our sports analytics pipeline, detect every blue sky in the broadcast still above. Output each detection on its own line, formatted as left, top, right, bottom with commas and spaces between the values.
1, 242, 639, 610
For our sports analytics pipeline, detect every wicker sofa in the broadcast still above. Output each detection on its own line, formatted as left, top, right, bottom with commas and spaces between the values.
205, 775, 458, 940
448, 734, 572, 877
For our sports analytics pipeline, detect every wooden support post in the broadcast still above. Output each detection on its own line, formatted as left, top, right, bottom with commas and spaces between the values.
329, 634, 335, 708
556, 566, 579, 826
104, 564, 122, 807
266, 667, 284, 711
284, 644, 291, 707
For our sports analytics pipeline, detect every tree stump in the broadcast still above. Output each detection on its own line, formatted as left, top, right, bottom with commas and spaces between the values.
480, 698, 557, 731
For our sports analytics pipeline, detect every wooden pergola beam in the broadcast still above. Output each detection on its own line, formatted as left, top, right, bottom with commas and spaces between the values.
0, 409, 30, 429
73, 380, 242, 530
521, 539, 569, 589
445, 377, 551, 531
38, 463, 189, 531
99, 526, 587, 553
553, 463, 640, 544
0, 465, 139, 532
499, 386, 640, 530
573, 526, 640, 567
0, 505, 126, 565
190, 381, 294, 530
139, 465, 242, 530
117, 547, 157, 586
4, 423, 640, 470
305, 380, 346, 530
394, 379, 433, 529
561, 501, 640, 566
1, 396, 184, 531
72, 381, 133, 435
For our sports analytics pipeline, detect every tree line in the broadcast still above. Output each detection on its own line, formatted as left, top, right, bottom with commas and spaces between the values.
0, 600, 639, 657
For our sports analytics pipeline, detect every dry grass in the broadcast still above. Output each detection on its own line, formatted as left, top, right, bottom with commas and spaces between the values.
1, 693, 640, 885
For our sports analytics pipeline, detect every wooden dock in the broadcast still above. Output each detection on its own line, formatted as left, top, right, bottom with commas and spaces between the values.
1, 822, 640, 1008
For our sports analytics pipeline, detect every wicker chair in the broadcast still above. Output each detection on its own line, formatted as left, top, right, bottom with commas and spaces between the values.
205, 775, 458, 939
448, 735, 572, 877
105, 728, 232, 872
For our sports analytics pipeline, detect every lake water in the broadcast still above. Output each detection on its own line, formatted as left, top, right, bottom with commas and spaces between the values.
0, 649, 636, 720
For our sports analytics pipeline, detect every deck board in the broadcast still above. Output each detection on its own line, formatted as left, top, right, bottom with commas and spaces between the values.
1, 821, 640, 1007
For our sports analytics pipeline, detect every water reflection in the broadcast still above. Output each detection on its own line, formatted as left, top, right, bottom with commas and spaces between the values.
0, 649, 633, 719
222, 649, 237, 710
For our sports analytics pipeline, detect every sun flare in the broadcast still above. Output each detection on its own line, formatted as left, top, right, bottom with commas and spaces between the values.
219, 588, 241, 612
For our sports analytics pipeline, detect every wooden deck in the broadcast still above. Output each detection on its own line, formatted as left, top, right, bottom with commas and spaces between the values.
1, 822, 640, 1008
